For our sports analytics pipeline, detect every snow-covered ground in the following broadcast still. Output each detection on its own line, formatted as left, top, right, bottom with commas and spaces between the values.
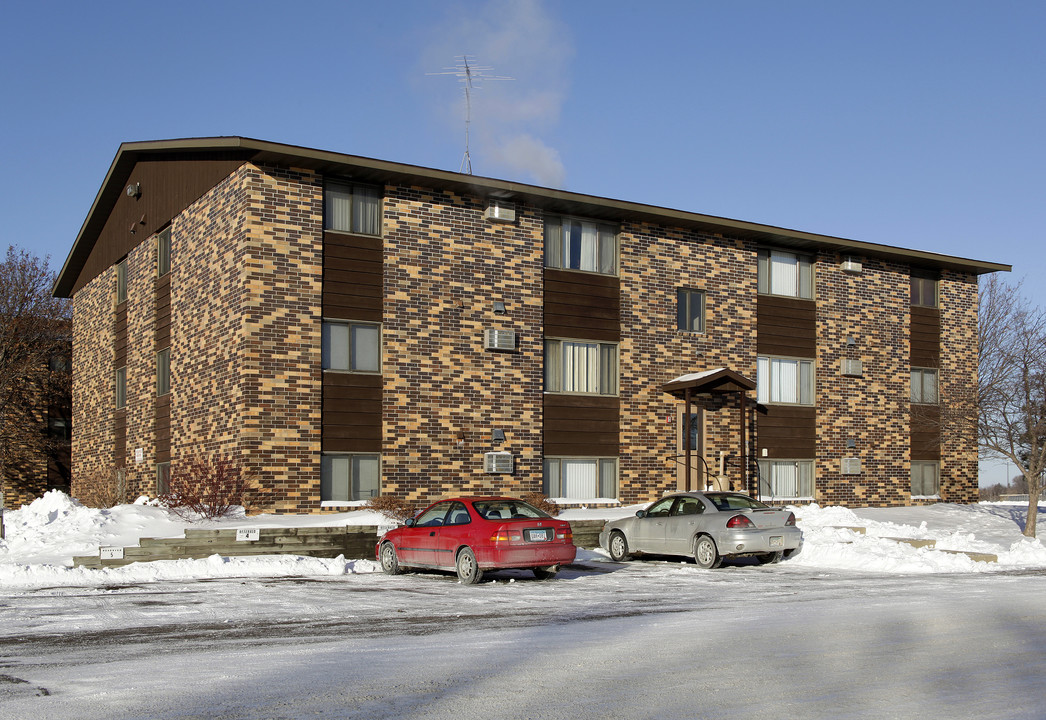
1, 491, 1044, 588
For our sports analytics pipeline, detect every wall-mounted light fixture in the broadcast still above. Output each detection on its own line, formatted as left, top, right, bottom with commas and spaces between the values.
846, 336, 857, 347
126, 182, 141, 198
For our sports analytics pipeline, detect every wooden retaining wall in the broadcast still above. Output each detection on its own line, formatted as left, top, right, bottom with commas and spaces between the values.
72, 520, 608, 569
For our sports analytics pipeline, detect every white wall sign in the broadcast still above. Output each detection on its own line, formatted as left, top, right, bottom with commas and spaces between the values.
100, 546, 125, 560
236, 528, 260, 542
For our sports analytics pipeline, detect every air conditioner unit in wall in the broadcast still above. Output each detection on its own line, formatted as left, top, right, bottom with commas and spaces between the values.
840, 457, 862, 475
841, 358, 863, 377
841, 257, 863, 274
484, 200, 516, 223
483, 328, 516, 351
484, 451, 514, 474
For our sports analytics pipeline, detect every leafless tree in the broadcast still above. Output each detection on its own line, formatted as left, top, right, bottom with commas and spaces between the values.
973, 275, 1046, 537
0, 246, 71, 512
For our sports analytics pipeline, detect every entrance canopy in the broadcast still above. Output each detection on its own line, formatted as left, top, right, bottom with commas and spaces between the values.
661, 368, 756, 494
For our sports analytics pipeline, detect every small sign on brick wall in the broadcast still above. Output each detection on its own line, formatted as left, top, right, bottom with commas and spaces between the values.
100, 546, 124, 560
236, 528, 260, 542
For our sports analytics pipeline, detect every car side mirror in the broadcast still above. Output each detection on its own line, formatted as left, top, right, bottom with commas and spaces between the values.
404, 518, 416, 527
635, 510, 647, 518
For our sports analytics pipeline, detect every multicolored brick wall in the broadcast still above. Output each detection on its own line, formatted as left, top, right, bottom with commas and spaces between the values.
619, 222, 756, 504
381, 187, 545, 503
939, 271, 979, 503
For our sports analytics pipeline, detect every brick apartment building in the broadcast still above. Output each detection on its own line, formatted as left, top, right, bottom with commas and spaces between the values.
53, 137, 1008, 512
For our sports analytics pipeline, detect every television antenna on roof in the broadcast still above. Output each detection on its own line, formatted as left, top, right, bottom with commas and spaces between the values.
428, 55, 513, 174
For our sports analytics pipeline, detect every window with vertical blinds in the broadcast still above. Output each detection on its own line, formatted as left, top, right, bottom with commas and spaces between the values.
324, 181, 381, 236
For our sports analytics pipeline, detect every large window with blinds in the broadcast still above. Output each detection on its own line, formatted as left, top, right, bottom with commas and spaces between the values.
544, 339, 618, 395
758, 249, 814, 299
544, 457, 618, 500
757, 355, 814, 405
758, 459, 814, 500
321, 453, 381, 503
544, 216, 618, 275
324, 181, 381, 236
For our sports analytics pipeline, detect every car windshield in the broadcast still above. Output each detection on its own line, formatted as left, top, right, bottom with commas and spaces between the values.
472, 500, 549, 520
705, 493, 769, 511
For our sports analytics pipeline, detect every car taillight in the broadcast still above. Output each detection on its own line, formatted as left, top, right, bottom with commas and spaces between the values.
557, 527, 573, 541
726, 514, 755, 529
785, 512, 796, 526
490, 531, 522, 542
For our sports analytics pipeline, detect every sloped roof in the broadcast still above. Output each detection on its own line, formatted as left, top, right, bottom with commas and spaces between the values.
662, 368, 757, 397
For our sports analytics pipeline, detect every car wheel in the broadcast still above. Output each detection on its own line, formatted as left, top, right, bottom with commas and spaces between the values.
756, 551, 783, 565
693, 535, 722, 569
532, 565, 559, 580
455, 547, 484, 584
379, 542, 401, 575
608, 531, 630, 562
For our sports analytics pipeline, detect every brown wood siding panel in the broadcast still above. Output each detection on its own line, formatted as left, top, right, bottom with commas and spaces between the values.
155, 275, 171, 347
323, 231, 383, 321
755, 406, 816, 456
73, 154, 250, 295
910, 306, 941, 367
114, 409, 126, 467
322, 372, 382, 452
114, 304, 127, 366
543, 394, 620, 456
911, 405, 941, 460
757, 295, 816, 356
544, 268, 620, 341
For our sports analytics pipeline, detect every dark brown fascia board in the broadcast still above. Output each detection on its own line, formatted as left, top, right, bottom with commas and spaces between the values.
54, 136, 1010, 297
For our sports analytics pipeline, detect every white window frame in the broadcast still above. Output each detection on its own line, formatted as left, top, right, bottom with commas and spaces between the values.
758, 459, 814, 500
321, 453, 381, 504
324, 181, 382, 236
544, 457, 618, 500
544, 338, 618, 396
544, 216, 619, 275
322, 320, 381, 373
911, 368, 938, 404
911, 461, 940, 498
758, 249, 814, 299
757, 355, 815, 405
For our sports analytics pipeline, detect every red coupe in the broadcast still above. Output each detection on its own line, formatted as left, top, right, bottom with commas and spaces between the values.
376, 496, 577, 583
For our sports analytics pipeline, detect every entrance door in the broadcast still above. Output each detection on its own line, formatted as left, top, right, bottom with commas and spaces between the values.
675, 407, 704, 491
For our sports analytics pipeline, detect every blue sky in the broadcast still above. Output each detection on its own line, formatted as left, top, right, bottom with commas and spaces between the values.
2, 0, 1041, 485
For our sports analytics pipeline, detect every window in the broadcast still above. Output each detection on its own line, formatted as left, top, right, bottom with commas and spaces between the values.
758, 460, 814, 499
677, 289, 705, 333
115, 366, 127, 409
544, 457, 618, 500
157, 227, 171, 277
911, 461, 939, 497
157, 348, 170, 396
544, 216, 618, 275
116, 259, 127, 304
545, 339, 618, 395
156, 462, 171, 495
324, 181, 381, 236
321, 453, 380, 502
911, 368, 938, 404
911, 273, 937, 308
322, 321, 381, 373
757, 356, 814, 405
49, 418, 70, 441
758, 249, 814, 299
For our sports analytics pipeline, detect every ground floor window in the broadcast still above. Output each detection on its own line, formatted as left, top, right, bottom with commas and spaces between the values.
321, 453, 380, 503
911, 461, 939, 497
156, 462, 170, 495
758, 459, 814, 500
544, 457, 617, 500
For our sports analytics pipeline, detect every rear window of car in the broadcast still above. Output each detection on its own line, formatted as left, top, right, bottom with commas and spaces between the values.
706, 494, 768, 511
472, 500, 549, 520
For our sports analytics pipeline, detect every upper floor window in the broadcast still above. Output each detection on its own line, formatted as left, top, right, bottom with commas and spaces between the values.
322, 320, 381, 373
544, 217, 618, 275
115, 366, 127, 409
758, 249, 813, 299
757, 355, 814, 405
116, 259, 128, 304
157, 227, 171, 277
545, 339, 618, 395
911, 368, 938, 404
911, 272, 938, 308
157, 347, 171, 396
324, 181, 381, 236
677, 289, 705, 333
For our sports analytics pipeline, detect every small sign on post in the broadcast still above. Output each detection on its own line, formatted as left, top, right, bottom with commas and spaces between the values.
236, 528, 260, 542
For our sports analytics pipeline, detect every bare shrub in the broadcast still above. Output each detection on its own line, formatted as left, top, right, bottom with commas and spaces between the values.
520, 491, 560, 516
159, 456, 260, 520
76, 466, 128, 508
364, 495, 416, 523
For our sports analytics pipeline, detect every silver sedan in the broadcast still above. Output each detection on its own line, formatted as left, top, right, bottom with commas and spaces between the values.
599, 492, 803, 569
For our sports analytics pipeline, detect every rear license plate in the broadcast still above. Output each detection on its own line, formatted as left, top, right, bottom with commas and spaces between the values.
526, 529, 551, 542
770, 536, 783, 548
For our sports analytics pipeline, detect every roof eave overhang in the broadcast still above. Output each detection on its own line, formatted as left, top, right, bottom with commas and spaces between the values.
54, 136, 1012, 297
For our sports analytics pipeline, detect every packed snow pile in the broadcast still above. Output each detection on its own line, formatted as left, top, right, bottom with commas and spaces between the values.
1, 491, 1043, 589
